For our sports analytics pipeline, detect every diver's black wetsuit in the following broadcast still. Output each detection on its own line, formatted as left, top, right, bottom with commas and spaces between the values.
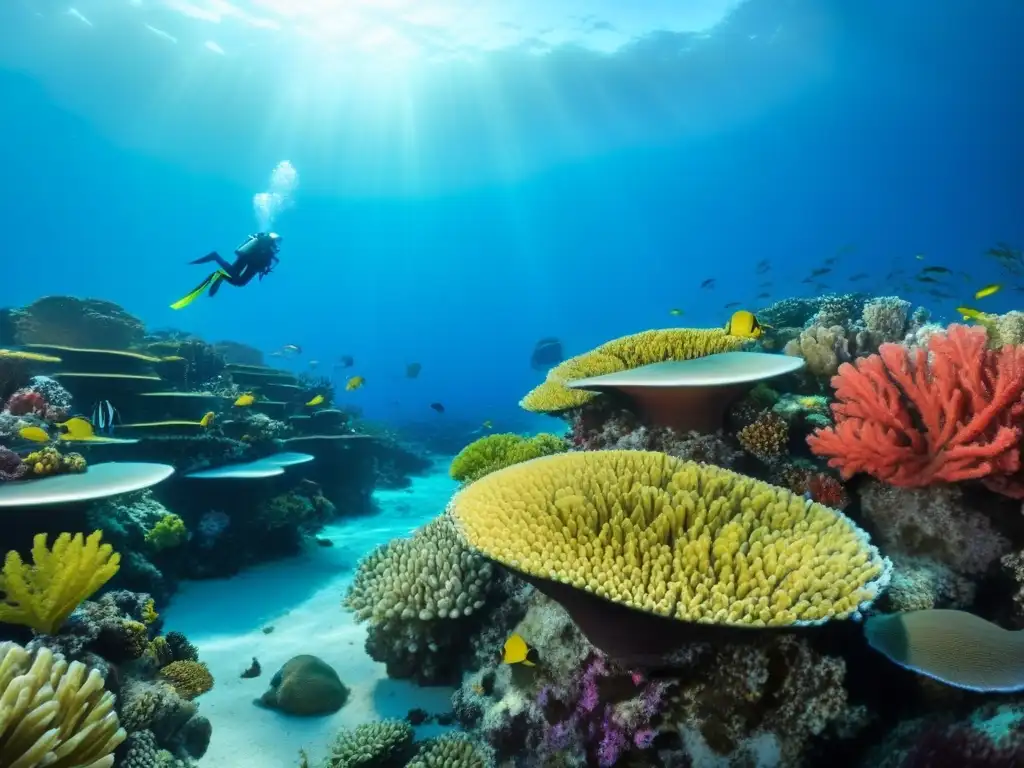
190, 232, 281, 296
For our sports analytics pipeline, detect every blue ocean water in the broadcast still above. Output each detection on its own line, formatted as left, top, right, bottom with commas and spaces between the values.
2, 0, 1020, 431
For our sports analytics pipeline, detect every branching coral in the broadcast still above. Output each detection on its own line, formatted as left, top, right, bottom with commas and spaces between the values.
0, 642, 127, 767
521, 328, 746, 413
0, 531, 120, 634
808, 325, 1024, 493
450, 433, 566, 483
737, 411, 789, 460
450, 451, 890, 629
315, 720, 415, 768
343, 515, 497, 683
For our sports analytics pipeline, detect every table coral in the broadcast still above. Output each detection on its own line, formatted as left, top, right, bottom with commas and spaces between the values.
11, 295, 146, 349
520, 328, 746, 413
808, 324, 1024, 493
449, 451, 890, 629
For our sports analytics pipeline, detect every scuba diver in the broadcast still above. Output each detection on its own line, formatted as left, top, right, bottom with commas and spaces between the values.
171, 232, 282, 310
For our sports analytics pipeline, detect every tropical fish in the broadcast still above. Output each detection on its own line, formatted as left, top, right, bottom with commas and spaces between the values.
921, 266, 951, 275
281, 344, 302, 355
530, 338, 563, 371
502, 633, 538, 666
700, 279, 715, 289
755, 259, 771, 274
916, 276, 939, 284
18, 426, 49, 443
482, 420, 493, 430
724, 301, 741, 309
234, 393, 255, 407
58, 417, 95, 441
200, 411, 216, 428
957, 306, 984, 320
430, 402, 445, 413
756, 292, 771, 299
975, 284, 1002, 299
91, 400, 119, 434
668, 308, 684, 316
724, 310, 764, 340
810, 268, 831, 277
406, 362, 422, 379
345, 376, 365, 391
915, 254, 925, 260
338, 355, 354, 368
305, 394, 325, 407
308, 360, 319, 368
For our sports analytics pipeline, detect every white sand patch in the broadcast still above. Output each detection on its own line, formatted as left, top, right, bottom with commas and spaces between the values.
162, 463, 460, 766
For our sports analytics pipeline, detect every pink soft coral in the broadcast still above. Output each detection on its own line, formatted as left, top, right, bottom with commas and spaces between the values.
808, 324, 1024, 493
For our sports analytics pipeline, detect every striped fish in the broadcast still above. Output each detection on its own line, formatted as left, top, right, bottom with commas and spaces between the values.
92, 400, 119, 435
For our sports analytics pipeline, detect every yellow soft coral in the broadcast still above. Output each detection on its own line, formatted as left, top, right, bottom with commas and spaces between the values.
0, 531, 120, 634
520, 328, 747, 412
141, 597, 159, 625
448, 451, 890, 627
450, 433, 566, 483
158, 659, 214, 699
145, 514, 188, 551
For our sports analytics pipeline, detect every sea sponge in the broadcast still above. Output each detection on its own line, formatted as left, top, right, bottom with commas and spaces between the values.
144, 514, 188, 551
257, 655, 349, 716
320, 720, 415, 768
407, 732, 494, 768
0, 530, 120, 634
861, 296, 912, 347
159, 659, 214, 699
736, 411, 789, 460
0, 642, 126, 767
449, 451, 890, 628
450, 433, 566, 483
345, 516, 492, 624
520, 328, 746, 413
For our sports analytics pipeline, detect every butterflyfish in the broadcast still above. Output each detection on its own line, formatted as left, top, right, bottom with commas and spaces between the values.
234, 393, 255, 407
18, 426, 50, 443
975, 284, 1002, 299
724, 310, 764, 340
58, 417, 96, 441
345, 376, 365, 391
502, 633, 539, 666
305, 394, 325, 407
200, 411, 216, 428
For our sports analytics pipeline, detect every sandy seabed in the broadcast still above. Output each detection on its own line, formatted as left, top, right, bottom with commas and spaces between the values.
162, 462, 459, 766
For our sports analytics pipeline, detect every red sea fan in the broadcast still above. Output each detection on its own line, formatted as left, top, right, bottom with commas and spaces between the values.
807, 325, 1024, 492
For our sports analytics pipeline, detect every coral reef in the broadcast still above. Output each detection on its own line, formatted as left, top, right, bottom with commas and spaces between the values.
10, 295, 146, 348
450, 432, 566, 483
312, 720, 415, 768
343, 515, 499, 684
784, 324, 852, 377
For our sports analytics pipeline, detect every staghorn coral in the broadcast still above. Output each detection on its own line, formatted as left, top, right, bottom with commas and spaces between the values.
859, 481, 1010, 576
449, 451, 890, 628
343, 516, 496, 683
0, 641, 127, 767
0, 530, 120, 634
783, 324, 851, 377
520, 328, 746, 413
450, 433, 566, 483
736, 411, 789, 460
317, 720, 415, 768
158, 660, 214, 700
407, 733, 494, 768
809, 325, 1024, 494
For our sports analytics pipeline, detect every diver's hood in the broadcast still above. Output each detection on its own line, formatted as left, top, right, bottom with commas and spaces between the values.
268, 232, 281, 241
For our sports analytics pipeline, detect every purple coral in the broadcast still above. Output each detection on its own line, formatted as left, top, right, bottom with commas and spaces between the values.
0, 446, 27, 481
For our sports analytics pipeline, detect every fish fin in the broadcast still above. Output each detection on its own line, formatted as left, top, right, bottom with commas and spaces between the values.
171, 272, 221, 309
524, 648, 540, 666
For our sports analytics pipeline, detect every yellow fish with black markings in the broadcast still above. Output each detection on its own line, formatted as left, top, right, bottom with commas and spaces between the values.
724, 310, 766, 340
501, 633, 539, 666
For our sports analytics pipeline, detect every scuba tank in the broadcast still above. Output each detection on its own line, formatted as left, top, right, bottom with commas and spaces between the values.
235, 233, 263, 256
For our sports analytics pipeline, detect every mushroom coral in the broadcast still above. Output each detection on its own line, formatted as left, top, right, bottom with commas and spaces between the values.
520, 328, 747, 413
448, 451, 890, 658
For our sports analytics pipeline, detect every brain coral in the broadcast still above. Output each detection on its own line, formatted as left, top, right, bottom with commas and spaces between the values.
449, 451, 890, 628
520, 328, 747, 413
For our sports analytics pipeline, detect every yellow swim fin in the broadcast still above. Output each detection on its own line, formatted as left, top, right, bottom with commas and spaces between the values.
170, 271, 224, 310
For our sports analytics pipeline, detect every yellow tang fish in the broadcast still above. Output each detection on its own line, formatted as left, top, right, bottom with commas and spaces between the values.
975, 284, 1002, 300
957, 306, 984, 320
200, 411, 216, 428
501, 633, 539, 667
306, 394, 325, 407
18, 426, 50, 443
346, 376, 365, 392
57, 417, 96, 441
724, 310, 764, 340
234, 393, 255, 407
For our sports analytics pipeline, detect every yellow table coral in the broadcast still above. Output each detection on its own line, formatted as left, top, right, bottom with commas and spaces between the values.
520, 328, 748, 413
448, 451, 890, 628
